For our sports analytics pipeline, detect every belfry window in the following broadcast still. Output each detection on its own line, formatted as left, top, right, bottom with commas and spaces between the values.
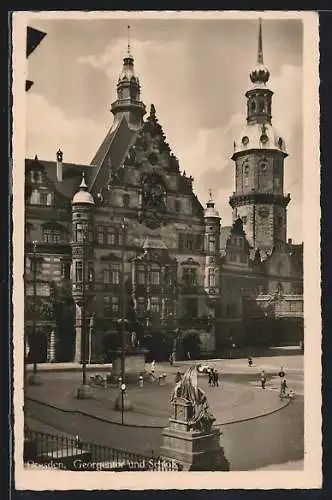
137, 266, 146, 285
250, 100, 256, 112
150, 266, 161, 286
258, 100, 265, 113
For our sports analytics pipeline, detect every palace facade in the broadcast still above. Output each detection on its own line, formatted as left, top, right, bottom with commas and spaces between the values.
24, 21, 303, 363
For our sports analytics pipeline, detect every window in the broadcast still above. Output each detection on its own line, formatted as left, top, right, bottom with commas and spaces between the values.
183, 267, 197, 286
150, 267, 161, 286
164, 267, 175, 286
104, 263, 120, 285
29, 171, 36, 183
87, 263, 94, 282
97, 227, 104, 244
40, 192, 48, 205
250, 100, 256, 112
208, 236, 216, 254
275, 177, 280, 188
43, 228, 61, 244
175, 200, 181, 212
258, 100, 265, 112
30, 189, 40, 204
208, 268, 215, 287
75, 223, 84, 243
111, 297, 120, 314
123, 194, 130, 208
260, 162, 267, 171
25, 257, 31, 274
107, 229, 116, 245
137, 266, 146, 285
185, 235, 194, 252
75, 261, 83, 282
242, 216, 247, 224
36, 171, 43, 183
151, 297, 161, 313
61, 261, 71, 280
111, 264, 120, 284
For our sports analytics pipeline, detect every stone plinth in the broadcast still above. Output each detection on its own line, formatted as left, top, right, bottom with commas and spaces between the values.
160, 398, 229, 471
111, 348, 147, 384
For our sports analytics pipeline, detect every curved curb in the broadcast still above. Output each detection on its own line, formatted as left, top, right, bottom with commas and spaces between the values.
26, 395, 291, 430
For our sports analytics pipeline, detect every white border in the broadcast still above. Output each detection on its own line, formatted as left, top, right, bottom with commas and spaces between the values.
12, 10, 321, 490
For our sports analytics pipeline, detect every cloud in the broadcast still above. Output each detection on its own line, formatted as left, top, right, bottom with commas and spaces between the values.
26, 93, 104, 164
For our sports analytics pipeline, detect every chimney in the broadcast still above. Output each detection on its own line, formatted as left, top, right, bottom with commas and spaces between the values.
288, 238, 292, 245
56, 149, 63, 182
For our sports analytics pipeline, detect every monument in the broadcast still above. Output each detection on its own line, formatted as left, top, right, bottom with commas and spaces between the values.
111, 325, 148, 384
160, 366, 230, 471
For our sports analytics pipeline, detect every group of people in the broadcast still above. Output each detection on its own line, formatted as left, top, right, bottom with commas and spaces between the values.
208, 368, 219, 387
259, 366, 294, 398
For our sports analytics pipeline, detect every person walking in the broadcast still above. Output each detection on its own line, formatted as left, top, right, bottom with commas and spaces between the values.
151, 360, 156, 377
213, 369, 219, 387
280, 378, 288, 397
248, 356, 253, 367
208, 368, 213, 386
169, 353, 173, 366
260, 370, 267, 389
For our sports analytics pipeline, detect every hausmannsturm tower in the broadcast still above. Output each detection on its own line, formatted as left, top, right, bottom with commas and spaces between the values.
229, 19, 290, 258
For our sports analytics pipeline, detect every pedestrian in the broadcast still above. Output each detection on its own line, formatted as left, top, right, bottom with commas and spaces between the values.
187, 351, 191, 360
208, 368, 213, 386
169, 353, 173, 366
280, 378, 287, 397
278, 366, 285, 378
213, 369, 219, 387
248, 356, 253, 367
260, 370, 267, 389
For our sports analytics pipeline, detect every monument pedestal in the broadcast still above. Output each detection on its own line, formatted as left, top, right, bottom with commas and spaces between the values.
111, 348, 148, 384
160, 399, 229, 471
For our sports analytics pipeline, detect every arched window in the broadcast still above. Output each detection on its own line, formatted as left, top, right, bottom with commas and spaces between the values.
150, 264, 161, 286
250, 100, 256, 113
208, 268, 215, 287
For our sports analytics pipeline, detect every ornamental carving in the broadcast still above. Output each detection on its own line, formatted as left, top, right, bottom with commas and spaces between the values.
139, 171, 167, 229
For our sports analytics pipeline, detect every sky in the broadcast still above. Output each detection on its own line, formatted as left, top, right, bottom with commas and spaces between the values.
25, 14, 303, 242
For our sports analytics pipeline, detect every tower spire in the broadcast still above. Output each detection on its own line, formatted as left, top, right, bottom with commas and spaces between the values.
257, 18, 263, 64
127, 24, 131, 55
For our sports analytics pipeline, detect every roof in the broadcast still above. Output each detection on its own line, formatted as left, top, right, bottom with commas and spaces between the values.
25, 157, 94, 200
89, 117, 138, 192
232, 122, 287, 157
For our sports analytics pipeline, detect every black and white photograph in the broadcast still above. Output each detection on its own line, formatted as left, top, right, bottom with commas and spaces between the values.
12, 11, 321, 490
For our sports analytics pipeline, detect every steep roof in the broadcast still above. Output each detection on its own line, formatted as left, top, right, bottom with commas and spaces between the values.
88, 117, 138, 193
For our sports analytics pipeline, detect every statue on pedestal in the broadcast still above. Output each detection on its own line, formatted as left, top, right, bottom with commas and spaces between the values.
171, 365, 215, 433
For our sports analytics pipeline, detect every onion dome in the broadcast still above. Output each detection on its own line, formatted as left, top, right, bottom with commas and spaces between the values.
72, 172, 95, 205
250, 18, 270, 85
204, 190, 220, 218
233, 122, 287, 156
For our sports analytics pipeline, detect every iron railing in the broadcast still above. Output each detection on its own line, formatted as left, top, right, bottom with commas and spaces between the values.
24, 429, 181, 471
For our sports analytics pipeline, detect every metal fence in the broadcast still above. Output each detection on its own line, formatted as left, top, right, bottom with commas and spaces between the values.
24, 429, 182, 471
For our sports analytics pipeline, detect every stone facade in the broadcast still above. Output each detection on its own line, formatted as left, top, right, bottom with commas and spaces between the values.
24, 24, 304, 363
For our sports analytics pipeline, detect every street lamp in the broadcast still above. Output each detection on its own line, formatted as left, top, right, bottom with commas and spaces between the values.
28, 240, 42, 386
114, 220, 132, 416
77, 224, 92, 399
